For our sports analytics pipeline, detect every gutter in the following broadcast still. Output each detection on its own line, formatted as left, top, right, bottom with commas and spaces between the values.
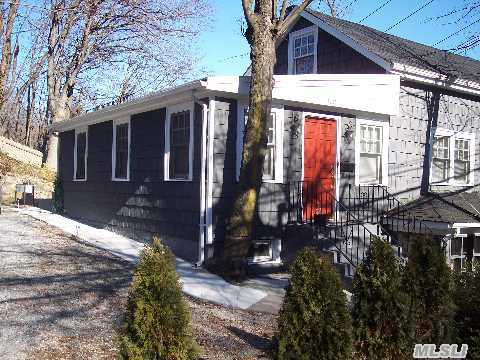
51, 79, 208, 132
391, 62, 480, 97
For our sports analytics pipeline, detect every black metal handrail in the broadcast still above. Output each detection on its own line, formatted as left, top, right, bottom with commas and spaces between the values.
286, 181, 437, 266
287, 181, 381, 267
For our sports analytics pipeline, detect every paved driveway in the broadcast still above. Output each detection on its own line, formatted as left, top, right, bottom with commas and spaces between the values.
0, 208, 133, 359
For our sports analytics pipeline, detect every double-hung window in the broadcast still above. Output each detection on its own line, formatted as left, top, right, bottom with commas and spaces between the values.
355, 119, 389, 186
236, 104, 284, 183
165, 103, 193, 181
288, 26, 318, 75
430, 128, 474, 186
112, 118, 130, 181
74, 128, 88, 181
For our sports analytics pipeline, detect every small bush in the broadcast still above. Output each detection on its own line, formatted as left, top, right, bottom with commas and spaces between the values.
352, 237, 412, 360
404, 236, 454, 345
453, 262, 480, 359
52, 176, 64, 213
274, 247, 353, 360
119, 238, 199, 360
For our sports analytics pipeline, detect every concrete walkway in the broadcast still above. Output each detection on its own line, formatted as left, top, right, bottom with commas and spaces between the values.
15, 206, 269, 310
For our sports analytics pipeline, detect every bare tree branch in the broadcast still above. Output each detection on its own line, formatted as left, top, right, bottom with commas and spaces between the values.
279, 0, 289, 21
242, 0, 255, 27
277, 0, 314, 38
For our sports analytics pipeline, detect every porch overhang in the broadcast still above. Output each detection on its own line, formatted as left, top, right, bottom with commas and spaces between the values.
205, 74, 400, 117
52, 74, 400, 133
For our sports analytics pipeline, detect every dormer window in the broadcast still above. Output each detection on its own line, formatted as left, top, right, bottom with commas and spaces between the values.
288, 25, 318, 75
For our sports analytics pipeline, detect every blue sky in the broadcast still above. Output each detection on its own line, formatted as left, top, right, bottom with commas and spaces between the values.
197, 0, 480, 76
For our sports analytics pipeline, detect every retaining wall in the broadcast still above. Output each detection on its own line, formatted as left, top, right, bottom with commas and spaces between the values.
0, 136, 42, 167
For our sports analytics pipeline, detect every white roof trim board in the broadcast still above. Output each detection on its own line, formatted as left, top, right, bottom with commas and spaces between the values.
52, 74, 400, 132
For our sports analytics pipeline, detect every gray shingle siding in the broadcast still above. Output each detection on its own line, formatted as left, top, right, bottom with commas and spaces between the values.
58, 106, 201, 262
275, 17, 385, 75
388, 81, 480, 202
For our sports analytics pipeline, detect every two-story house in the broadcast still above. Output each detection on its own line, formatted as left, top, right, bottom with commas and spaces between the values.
52, 9, 480, 274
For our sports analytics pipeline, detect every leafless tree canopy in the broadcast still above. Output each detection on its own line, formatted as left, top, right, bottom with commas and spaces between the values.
0, 0, 210, 154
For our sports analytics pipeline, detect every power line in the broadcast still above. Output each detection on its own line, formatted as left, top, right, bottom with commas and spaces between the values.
433, 17, 480, 46
218, 52, 250, 63
358, 0, 394, 24
384, 0, 435, 32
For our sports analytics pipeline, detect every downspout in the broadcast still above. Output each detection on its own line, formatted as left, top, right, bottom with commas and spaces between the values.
196, 98, 208, 266
206, 98, 215, 254
194, 96, 215, 267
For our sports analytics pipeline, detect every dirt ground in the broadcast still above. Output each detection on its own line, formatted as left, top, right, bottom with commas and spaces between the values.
0, 208, 277, 360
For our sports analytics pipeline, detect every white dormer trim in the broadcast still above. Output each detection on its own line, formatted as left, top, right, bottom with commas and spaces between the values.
287, 25, 318, 75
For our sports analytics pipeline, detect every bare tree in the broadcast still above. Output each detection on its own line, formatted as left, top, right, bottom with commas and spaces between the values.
43, 0, 210, 169
0, 0, 20, 110
222, 0, 314, 276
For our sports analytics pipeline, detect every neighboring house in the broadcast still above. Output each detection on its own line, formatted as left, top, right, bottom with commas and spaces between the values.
53, 9, 480, 274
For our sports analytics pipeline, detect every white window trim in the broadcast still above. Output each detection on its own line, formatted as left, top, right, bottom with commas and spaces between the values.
164, 102, 194, 182
73, 127, 88, 182
354, 118, 389, 187
111, 117, 131, 182
287, 25, 318, 75
236, 103, 284, 184
429, 127, 475, 187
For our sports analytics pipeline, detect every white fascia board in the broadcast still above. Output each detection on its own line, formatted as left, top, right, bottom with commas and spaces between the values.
52, 80, 207, 132
391, 62, 480, 97
301, 10, 392, 72
206, 75, 400, 116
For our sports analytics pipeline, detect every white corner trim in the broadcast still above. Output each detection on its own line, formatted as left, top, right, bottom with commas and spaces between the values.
164, 102, 195, 182
206, 98, 215, 246
301, 10, 392, 72
354, 117, 390, 187
198, 102, 209, 265
111, 117, 131, 182
429, 127, 475, 187
287, 25, 318, 75
301, 111, 342, 203
73, 127, 88, 182
236, 103, 285, 184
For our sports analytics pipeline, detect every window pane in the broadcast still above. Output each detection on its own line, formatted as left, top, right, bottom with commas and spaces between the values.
359, 153, 381, 184
451, 237, 463, 256
454, 159, 469, 183
360, 125, 382, 154
76, 132, 86, 180
115, 123, 129, 179
432, 159, 449, 183
169, 111, 190, 179
295, 55, 314, 74
454, 138, 470, 183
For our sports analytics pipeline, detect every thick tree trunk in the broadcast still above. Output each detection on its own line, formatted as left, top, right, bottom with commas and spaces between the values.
222, 17, 276, 276
44, 100, 70, 170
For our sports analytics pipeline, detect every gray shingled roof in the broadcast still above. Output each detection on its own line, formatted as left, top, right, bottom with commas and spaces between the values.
308, 10, 480, 83
386, 192, 480, 224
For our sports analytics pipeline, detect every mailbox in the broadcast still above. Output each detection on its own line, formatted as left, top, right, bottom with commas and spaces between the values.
15, 183, 35, 206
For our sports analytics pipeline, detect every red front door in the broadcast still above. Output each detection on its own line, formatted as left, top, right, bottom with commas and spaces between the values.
303, 117, 336, 220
